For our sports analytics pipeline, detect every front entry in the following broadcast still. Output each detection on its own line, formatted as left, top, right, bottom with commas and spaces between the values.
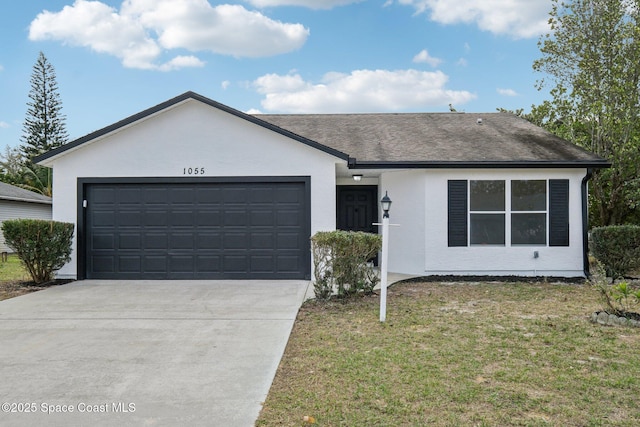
336, 186, 378, 234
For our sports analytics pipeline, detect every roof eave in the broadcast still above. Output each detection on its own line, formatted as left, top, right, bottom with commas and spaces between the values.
0, 196, 52, 205
348, 160, 612, 169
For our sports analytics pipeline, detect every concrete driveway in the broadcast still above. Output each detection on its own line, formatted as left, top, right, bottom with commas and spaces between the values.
0, 280, 310, 427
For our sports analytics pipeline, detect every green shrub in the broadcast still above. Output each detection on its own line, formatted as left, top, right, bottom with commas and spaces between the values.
1, 219, 74, 284
310, 230, 381, 300
591, 261, 640, 317
591, 225, 640, 279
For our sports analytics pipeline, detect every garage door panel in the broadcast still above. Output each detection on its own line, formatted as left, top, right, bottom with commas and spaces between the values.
224, 210, 247, 226
117, 211, 142, 226
169, 211, 195, 226
250, 187, 275, 203
93, 187, 116, 203
196, 210, 221, 226
251, 210, 275, 226
277, 210, 302, 226
197, 233, 222, 250
145, 211, 168, 226
170, 187, 195, 204
196, 255, 221, 272
276, 187, 302, 203
144, 256, 168, 273
92, 211, 115, 227
277, 256, 301, 272
251, 255, 275, 272
118, 256, 142, 273
145, 234, 168, 250
118, 188, 142, 204
224, 187, 250, 203
170, 233, 195, 250
91, 256, 115, 273
251, 233, 274, 249
143, 187, 168, 204
223, 255, 248, 272
92, 234, 114, 250
277, 233, 301, 249
119, 234, 141, 250
169, 256, 194, 272
196, 188, 222, 204
224, 233, 249, 249
85, 181, 309, 279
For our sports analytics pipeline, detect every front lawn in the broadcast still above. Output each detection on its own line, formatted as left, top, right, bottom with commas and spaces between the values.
257, 281, 640, 426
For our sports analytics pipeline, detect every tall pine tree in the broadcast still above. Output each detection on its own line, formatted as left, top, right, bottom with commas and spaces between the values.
20, 52, 68, 196
21, 51, 68, 161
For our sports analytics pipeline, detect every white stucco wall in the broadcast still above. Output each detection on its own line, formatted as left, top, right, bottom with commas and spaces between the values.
380, 168, 588, 277
45, 99, 342, 278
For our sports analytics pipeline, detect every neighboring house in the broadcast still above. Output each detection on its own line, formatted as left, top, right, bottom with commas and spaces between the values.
34, 92, 609, 280
0, 181, 52, 253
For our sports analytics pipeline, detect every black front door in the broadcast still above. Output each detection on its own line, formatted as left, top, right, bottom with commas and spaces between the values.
336, 186, 378, 233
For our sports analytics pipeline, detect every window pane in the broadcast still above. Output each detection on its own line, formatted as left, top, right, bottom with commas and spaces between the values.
470, 181, 505, 211
512, 180, 546, 211
470, 214, 505, 245
512, 213, 546, 245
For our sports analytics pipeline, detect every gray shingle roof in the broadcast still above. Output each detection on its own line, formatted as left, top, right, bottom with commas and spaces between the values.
255, 112, 608, 168
0, 181, 52, 204
33, 92, 608, 169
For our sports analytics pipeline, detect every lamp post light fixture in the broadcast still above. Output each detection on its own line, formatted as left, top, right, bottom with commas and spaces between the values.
379, 191, 392, 322
380, 191, 392, 218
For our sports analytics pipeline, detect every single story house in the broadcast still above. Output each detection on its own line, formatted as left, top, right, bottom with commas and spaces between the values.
0, 181, 52, 253
34, 91, 609, 280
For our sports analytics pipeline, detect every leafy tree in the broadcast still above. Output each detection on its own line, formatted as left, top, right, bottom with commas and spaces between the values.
533, 0, 640, 225
19, 52, 68, 195
0, 145, 23, 184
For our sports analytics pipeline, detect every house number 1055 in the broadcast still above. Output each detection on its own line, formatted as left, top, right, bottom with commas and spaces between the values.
183, 167, 205, 175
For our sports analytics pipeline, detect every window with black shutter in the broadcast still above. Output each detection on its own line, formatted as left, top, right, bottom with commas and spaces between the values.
447, 180, 468, 247
446, 178, 571, 248
549, 179, 570, 246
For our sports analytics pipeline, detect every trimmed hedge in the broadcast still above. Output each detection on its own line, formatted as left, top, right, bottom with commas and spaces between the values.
1, 219, 74, 284
311, 230, 381, 300
591, 225, 640, 279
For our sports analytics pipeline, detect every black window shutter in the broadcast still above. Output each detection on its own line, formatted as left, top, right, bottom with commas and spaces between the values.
549, 179, 569, 246
448, 180, 468, 247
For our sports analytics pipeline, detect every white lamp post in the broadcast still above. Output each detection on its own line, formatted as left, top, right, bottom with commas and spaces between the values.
379, 192, 392, 322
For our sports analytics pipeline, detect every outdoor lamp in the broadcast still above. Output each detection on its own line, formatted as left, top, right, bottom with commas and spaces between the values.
352, 174, 363, 182
381, 191, 392, 218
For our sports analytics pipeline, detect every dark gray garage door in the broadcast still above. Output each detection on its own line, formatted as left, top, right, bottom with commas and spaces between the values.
83, 180, 310, 279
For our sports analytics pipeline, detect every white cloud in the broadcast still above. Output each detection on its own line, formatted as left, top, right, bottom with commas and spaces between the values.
497, 88, 519, 97
412, 49, 442, 67
0, 121, 9, 129
158, 55, 205, 72
394, 0, 551, 38
456, 58, 468, 67
221, 80, 231, 90
0, 64, 4, 71
253, 69, 476, 113
29, 0, 309, 70
246, 0, 362, 8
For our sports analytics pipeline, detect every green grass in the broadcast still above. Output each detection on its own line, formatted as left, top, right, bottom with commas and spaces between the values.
0, 253, 29, 282
257, 281, 640, 426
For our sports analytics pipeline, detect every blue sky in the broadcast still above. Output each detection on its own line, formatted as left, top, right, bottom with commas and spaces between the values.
0, 0, 555, 149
